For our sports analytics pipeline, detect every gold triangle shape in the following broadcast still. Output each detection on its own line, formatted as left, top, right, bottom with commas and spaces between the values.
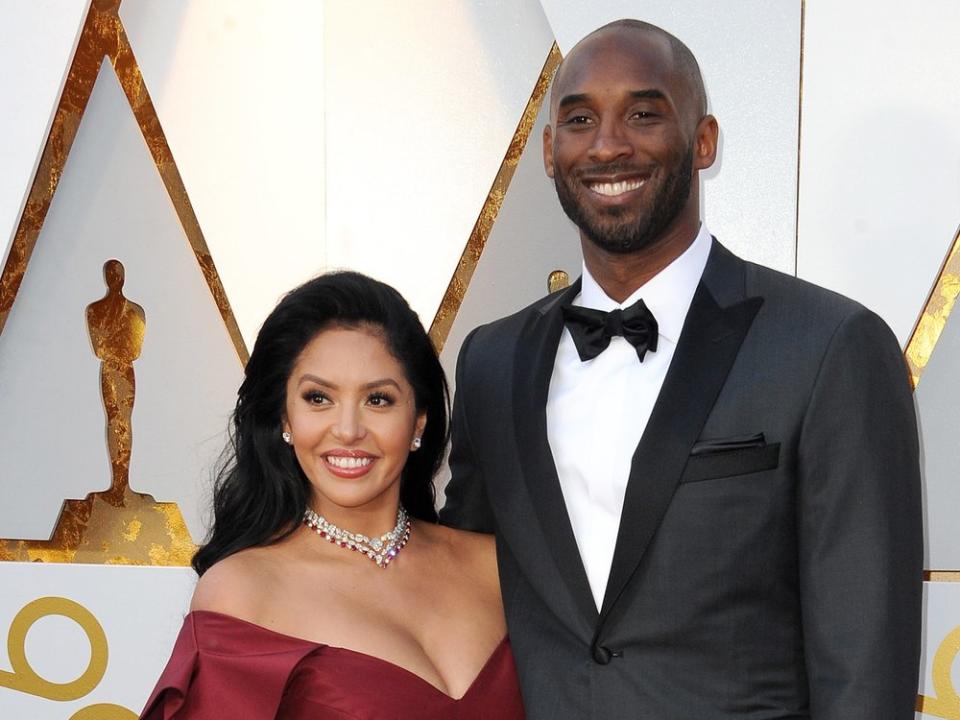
0, 0, 246, 565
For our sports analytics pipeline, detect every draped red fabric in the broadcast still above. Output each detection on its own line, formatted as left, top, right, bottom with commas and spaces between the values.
140, 611, 525, 720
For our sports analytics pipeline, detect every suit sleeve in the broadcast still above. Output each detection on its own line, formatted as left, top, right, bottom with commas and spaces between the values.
439, 327, 496, 533
797, 308, 923, 719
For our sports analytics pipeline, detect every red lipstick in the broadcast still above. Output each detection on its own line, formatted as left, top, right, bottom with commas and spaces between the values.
323, 449, 377, 479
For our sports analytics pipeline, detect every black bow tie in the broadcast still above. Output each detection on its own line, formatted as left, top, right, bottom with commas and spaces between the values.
561, 299, 659, 362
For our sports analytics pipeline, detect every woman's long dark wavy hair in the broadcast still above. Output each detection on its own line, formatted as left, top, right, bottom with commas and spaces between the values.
192, 271, 449, 576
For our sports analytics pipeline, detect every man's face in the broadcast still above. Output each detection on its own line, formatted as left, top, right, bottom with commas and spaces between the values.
544, 31, 702, 255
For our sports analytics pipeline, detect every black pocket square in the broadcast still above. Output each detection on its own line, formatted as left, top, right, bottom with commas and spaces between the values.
690, 432, 767, 456
682, 436, 780, 484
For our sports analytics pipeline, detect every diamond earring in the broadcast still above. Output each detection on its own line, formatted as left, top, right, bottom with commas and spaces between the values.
412, 437, 422, 450
282, 431, 292, 444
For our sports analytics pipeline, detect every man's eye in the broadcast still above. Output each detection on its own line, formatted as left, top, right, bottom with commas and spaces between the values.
565, 115, 592, 125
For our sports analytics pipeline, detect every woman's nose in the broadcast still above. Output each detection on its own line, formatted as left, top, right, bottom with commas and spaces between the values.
331, 405, 367, 443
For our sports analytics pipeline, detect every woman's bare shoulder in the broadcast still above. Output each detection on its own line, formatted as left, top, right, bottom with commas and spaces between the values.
190, 546, 278, 620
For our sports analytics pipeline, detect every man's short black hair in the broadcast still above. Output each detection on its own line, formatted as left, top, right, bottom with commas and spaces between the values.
561, 19, 708, 120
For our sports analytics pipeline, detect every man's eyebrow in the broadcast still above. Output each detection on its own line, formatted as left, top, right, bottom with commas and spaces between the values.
557, 88, 669, 111
557, 92, 591, 111
630, 89, 668, 101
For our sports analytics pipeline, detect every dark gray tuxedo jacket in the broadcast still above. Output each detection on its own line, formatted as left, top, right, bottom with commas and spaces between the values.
440, 240, 922, 719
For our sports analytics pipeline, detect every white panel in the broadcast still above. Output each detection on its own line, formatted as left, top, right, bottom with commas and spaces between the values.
120, 0, 325, 348
914, 301, 960, 569
916, 582, 960, 719
0, 63, 243, 541
324, 0, 555, 325
0, 563, 194, 718
538, 0, 801, 273
798, 1, 960, 345
0, 0, 89, 266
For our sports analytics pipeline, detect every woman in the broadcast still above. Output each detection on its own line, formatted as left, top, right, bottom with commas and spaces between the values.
141, 272, 524, 719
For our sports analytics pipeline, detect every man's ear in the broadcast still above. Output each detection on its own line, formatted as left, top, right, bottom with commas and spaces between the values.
693, 114, 719, 171
543, 125, 555, 178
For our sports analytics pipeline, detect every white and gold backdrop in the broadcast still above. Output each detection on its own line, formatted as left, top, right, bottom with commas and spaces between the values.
0, 1, 956, 717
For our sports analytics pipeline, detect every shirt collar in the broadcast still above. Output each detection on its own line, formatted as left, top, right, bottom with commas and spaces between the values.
577, 223, 713, 344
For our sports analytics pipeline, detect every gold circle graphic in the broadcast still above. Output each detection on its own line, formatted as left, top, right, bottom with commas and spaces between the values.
0, 596, 108, 701
70, 703, 138, 720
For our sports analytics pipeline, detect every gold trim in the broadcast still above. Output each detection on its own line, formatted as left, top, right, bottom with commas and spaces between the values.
428, 43, 562, 352
547, 270, 570, 293
111, 18, 248, 365
927, 571, 960, 583
793, 0, 805, 274
905, 225, 960, 389
0, 0, 113, 336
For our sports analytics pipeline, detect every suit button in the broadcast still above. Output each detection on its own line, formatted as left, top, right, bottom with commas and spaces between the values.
592, 645, 612, 665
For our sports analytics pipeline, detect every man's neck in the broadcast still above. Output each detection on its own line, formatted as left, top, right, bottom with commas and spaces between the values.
581, 220, 701, 303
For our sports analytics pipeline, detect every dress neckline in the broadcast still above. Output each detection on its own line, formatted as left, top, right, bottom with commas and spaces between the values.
188, 609, 510, 702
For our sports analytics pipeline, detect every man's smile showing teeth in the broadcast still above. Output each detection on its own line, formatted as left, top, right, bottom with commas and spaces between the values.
326, 455, 373, 469
588, 179, 645, 197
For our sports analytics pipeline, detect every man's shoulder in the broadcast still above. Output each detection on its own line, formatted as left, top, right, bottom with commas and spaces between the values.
464, 288, 566, 344
747, 260, 858, 307
723, 247, 864, 318
732, 252, 896, 348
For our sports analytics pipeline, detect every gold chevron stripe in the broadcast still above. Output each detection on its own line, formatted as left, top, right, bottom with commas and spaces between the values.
0, 0, 247, 364
905, 225, 960, 389
428, 43, 562, 352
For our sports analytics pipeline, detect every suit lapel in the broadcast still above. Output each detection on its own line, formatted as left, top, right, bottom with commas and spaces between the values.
512, 278, 599, 628
598, 244, 763, 624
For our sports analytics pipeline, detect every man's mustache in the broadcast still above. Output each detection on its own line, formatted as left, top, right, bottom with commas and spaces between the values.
570, 162, 652, 179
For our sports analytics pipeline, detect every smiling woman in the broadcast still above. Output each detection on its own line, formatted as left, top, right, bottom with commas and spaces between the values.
139, 272, 525, 719
283, 327, 426, 538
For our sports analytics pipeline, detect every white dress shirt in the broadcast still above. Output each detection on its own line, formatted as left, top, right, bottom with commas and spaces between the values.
546, 224, 713, 610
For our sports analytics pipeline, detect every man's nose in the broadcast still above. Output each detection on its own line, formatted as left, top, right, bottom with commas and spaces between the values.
332, 405, 366, 443
587, 119, 633, 164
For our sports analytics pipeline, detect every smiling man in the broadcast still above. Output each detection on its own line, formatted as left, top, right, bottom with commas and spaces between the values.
441, 19, 923, 719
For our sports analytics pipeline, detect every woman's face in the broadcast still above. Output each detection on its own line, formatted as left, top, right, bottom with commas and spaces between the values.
282, 326, 426, 517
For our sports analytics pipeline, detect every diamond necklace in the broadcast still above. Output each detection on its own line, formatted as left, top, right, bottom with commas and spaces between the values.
303, 506, 411, 568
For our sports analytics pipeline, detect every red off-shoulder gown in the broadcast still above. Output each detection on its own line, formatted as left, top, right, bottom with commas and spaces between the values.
140, 611, 525, 719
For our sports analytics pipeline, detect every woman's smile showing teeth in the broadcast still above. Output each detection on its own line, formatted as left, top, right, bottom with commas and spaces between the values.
587, 178, 645, 197
323, 451, 376, 478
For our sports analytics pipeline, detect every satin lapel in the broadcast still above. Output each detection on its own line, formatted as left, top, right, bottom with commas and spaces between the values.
598, 276, 763, 624
512, 279, 599, 628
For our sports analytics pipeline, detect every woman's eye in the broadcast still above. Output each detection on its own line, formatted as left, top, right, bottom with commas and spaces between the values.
367, 392, 394, 407
304, 390, 329, 405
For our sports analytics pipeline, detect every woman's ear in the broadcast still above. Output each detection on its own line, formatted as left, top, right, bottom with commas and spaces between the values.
412, 412, 427, 450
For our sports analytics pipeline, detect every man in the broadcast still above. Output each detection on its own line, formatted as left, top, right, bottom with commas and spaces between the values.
440, 19, 922, 719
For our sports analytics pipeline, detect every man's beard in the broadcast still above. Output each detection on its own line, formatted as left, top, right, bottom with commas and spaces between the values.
553, 143, 694, 255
